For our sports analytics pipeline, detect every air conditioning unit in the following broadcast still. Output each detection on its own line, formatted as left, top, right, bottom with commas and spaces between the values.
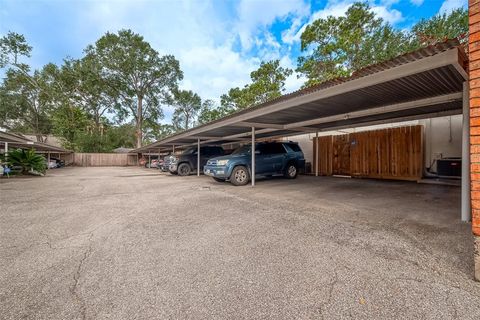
437, 158, 461, 177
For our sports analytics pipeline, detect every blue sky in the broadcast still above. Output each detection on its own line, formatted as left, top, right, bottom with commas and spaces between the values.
0, 0, 467, 121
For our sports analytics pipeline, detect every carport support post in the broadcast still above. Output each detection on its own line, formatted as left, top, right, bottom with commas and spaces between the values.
251, 127, 255, 187
148, 150, 151, 167
197, 138, 200, 176
47, 152, 50, 170
315, 131, 319, 176
4, 141, 8, 158
462, 82, 470, 222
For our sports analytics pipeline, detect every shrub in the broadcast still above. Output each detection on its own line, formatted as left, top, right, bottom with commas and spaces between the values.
5, 149, 46, 175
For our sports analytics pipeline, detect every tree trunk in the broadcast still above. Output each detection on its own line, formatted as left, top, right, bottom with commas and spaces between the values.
136, 96, 143, 148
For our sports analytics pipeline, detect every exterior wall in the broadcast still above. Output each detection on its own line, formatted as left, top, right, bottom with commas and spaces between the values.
469, 0, 480, 241
287, 116, 462, 173
422, 116, 463, 171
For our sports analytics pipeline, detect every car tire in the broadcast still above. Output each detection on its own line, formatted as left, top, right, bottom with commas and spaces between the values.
177, 163, 191, 176
213, 177, 224, 183
284, 163, 298, 179
230, 166, 250, 186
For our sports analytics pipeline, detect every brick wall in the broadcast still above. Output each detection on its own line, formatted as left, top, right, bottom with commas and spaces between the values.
470, 0, 480, 236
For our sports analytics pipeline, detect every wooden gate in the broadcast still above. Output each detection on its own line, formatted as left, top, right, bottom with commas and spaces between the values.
313, 125, 423, 181
332, 134, 351, 175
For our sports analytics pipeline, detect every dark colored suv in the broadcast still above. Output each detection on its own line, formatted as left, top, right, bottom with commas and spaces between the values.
204, 141, 305, 185
169, 146, 225, 176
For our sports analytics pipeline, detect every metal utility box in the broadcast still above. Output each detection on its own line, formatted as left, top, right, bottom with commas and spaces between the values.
437, 158, 461, 177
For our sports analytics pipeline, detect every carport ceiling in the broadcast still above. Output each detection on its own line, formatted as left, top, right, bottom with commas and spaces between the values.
132, 39, 467, 153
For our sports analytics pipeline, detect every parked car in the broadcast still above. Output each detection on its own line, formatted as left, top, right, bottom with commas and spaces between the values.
45, 157, 65, 169
145, 158, 163, 168
204, 141, 305, 186
161, 155, 176, 172
169, 146, 225, 176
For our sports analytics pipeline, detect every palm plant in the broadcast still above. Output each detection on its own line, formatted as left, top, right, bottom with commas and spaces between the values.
5, 149, 46, 175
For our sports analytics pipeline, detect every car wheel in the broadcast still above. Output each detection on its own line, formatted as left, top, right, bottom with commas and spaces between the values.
230, 166, 250, 186
284, 163, 298, 179
177, 163, 191, 176
213, 177, 224, 182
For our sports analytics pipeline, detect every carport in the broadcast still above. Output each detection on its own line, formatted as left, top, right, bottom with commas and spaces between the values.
0, 131, 71, 166
133, 39, 469, 214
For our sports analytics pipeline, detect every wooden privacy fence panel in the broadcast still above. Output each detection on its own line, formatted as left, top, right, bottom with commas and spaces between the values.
73, 153, 137, 167
313, 136, 333, 175
313, 125, 423, 181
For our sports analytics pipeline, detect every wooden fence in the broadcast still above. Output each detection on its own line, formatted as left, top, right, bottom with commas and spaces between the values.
313, 125, 423, 181
73, 153, 138, 167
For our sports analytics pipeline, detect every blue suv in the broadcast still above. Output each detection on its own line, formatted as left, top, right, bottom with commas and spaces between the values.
204, 141, 305, 186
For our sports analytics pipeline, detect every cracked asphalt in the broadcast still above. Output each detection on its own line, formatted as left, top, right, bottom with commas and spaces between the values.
1, 166, 480, 319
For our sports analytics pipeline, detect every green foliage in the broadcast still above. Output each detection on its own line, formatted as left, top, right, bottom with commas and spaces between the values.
297, 2, 468, 86
411, 8, 468, 47
144, 123, 175, 142
198, 99, 228, 124
72, 123, 137, 152
297, 2, 410, 86
0, 64, 58, 141
52, 104, 89, 150
171, 89, 202, 131
5, 149, 46, 174
0, 31, 31, 67
220, 60, 292, 112
85, 29, 183, 147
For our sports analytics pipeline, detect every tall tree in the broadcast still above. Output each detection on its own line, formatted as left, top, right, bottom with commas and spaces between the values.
85, 29, 183, 148
171, 89, 202, 131
0, 64, 58, 141
221, 60, 292, 112
51, 104, 89, 150
0, 31, 31, 68
411, 8, 468, 47
297, 2, 410, 86
59, 55, 118, 131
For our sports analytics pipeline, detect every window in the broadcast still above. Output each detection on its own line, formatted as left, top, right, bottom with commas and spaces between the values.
264, 143, 286, 155
285, 143, 301, 152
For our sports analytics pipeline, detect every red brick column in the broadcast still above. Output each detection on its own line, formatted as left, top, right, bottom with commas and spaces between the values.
469, 0, 480, 281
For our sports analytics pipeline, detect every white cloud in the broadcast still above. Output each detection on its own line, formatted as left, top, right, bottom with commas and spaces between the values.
235, 0, 310, 50
371, 6, 403, 24
410, 0, 424, 6
439, 0, 467, 14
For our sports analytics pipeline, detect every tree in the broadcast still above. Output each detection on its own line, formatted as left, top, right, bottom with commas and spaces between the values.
144, 123, 175, 141
85, 29, 183, 148
411, 8, 468, 47
0, 64, 58, 141
58, 56, 118, 131
198, 99, 226, 124
51, 104, 89, 150
297, 2, 410, 86
220, 60, 292, 112
171, 89, 202, 131
0, 31, 31, 68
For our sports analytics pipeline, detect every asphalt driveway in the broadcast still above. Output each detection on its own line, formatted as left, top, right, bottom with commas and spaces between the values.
1, 167, 479, 319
